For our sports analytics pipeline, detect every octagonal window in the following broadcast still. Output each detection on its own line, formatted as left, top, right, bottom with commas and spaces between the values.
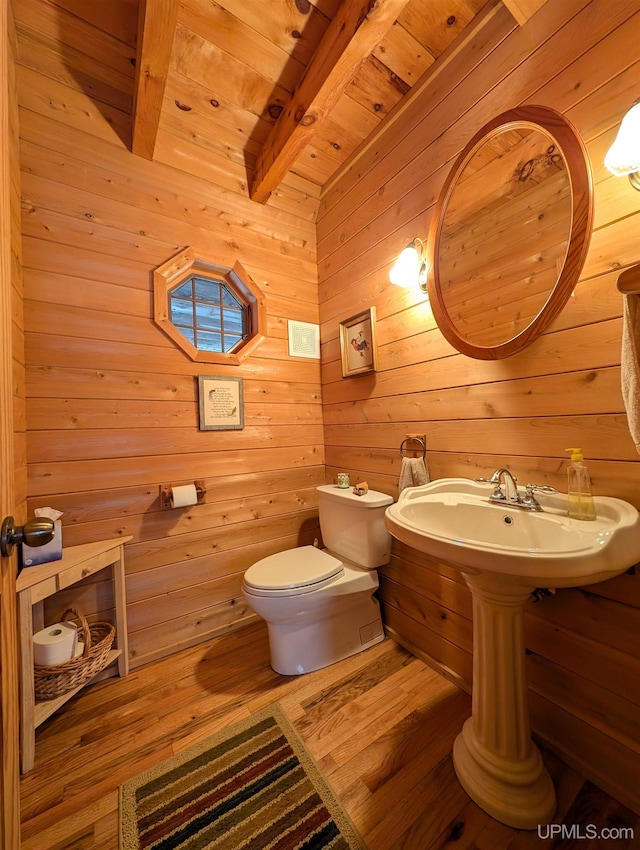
169, 276, 247, 354
154, 249, 266, 365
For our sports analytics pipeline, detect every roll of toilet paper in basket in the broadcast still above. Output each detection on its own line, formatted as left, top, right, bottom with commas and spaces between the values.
33, 621, 78, 666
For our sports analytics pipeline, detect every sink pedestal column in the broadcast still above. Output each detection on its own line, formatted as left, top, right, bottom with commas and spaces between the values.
453, 572, 556, 829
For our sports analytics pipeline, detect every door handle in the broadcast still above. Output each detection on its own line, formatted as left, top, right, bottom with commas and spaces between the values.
0, 516, 55, 557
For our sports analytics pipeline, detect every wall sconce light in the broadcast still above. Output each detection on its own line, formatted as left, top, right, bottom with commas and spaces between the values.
389, 237, 428, 292
604, 101, 640, 190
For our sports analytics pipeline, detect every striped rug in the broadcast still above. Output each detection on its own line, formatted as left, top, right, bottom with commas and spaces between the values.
119, 704, 367, 850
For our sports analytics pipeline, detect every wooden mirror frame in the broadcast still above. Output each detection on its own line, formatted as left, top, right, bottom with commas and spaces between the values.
427, 105, 593, 360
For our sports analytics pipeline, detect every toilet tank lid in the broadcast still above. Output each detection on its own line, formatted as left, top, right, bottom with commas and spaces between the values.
244, 545, 343, 591
317, 484, 393, 508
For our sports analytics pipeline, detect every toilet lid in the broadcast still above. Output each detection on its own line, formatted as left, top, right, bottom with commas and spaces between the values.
244, 546, 343, 592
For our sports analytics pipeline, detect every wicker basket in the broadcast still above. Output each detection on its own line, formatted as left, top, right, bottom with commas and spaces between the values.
34, 607, 115, 701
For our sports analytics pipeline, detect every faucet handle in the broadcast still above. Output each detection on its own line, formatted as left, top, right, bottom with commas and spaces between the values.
522, 483, 557, 509
476, 471, 517, 483
525, 484, 557, 494
475, 477, 505, 499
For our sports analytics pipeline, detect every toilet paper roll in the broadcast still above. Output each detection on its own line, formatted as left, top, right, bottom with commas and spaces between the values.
33, 622, 78, 667
171, 483, 198, 508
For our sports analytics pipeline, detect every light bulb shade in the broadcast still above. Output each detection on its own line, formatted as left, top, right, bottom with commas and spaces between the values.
604, 102, 640, 176
389, 245, 420, 287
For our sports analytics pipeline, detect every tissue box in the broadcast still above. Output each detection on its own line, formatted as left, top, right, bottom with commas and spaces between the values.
22, 520, 62, 567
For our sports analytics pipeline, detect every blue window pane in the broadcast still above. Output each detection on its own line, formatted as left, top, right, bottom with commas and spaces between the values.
196, 331, 223, 352
195, 304, 221, 330
170, 298, 194, 325
194, 277, 222, 303
178, 327, 195, 344
172, 281, 193, 299
223, 335, 242, 352
222, 286, 242, 308
223, 309, 244, 334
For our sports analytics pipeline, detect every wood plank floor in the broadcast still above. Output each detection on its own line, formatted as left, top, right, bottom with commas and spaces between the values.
19, 623, 639, 849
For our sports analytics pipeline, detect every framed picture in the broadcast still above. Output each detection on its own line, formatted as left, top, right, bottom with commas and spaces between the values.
198, 375, 244, 430
339, 307, 378, 378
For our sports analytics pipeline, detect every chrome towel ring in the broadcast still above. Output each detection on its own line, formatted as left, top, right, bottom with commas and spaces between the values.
399, 437, 426, 460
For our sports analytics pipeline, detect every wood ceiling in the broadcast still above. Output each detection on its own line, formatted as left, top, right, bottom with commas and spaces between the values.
132, 0, 545, 213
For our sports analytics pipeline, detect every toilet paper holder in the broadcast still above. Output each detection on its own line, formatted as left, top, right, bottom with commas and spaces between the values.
160, 480, 207, 510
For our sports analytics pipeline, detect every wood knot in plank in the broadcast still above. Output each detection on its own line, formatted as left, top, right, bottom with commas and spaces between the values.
294, 107, 317, 127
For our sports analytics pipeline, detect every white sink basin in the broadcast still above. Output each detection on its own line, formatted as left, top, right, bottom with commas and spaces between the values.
385, 477, 640, 587
384, 476, 640, 829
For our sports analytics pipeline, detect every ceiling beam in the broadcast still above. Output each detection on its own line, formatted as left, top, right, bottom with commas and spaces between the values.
501, 0, 550, 25
249, 0, 412, 205
132, 0, 179, 160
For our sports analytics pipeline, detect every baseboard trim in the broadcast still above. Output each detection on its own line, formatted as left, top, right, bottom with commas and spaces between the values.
383, 625, 471, 695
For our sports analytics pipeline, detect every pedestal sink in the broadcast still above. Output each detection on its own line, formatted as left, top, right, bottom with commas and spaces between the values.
385, 478, 640, 829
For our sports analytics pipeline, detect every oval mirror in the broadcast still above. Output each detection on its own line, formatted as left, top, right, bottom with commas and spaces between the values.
427, 106, 593, 360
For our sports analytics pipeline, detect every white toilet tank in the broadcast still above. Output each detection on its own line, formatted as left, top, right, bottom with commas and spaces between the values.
317, 484, 394, 568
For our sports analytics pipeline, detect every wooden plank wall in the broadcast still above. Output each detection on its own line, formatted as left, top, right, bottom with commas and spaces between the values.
317, 0, 640, 815
1, 2, 23, 844
14, 0, 324, 668
9, 1, 25, 529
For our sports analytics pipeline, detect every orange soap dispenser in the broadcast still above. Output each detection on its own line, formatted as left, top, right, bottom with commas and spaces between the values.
565, 448, 596, 521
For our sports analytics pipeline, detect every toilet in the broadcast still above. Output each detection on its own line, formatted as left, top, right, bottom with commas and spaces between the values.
242, 484, 394, 675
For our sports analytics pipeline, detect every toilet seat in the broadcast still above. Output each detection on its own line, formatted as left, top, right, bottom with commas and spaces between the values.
243, 545, 344, 597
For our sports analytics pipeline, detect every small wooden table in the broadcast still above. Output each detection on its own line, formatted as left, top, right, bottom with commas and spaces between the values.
16, 537, 131, 773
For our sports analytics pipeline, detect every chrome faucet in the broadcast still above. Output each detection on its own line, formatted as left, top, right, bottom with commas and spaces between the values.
494, 468, 519, 503
475, 469, 557, 511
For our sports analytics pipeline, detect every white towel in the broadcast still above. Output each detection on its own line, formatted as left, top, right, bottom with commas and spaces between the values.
399, 457, 430, 493
621, 293, 640, 454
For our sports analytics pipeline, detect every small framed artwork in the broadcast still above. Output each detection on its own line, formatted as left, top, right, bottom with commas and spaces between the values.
198, 375, 244, 430
339, 307, 378, 378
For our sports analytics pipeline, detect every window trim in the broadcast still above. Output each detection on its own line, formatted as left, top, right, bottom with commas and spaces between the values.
153, 248, 267, 365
